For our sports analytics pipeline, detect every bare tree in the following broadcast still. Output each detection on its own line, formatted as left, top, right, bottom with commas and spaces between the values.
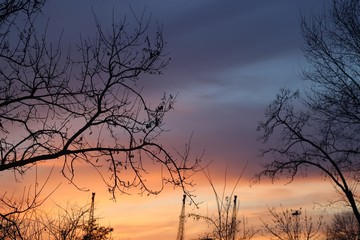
0, 0, 45, 23
0, 167, 57, 240
0, 0, 200, 198
257, 0, 360, 233
38, 203, 90, 240
236, 216, 258, 240
0, 0, 201, 238
189, 167, 257, 240
261, 206, 323, 240
0, 194, 114, 240
326, 211, 358, 240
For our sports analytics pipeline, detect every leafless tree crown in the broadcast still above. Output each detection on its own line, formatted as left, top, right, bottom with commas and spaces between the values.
257, 0, 360, 233
0, 0, 200, 199
261, 206, 323, 240
326, 211, 358, 240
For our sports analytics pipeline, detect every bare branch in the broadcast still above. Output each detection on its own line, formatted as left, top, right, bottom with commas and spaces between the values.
257, 0, 360, 233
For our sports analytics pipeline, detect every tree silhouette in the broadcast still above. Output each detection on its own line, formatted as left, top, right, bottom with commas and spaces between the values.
261, 206, 323, 240
0, 195, 114, 240
0, 1, 200, 199
82, 220, 113, 240
0, 0, 44, 23
326, 211, 358, 240
189, 167, 257, 240
257, 0, 360, 234
0, 168, 56, 239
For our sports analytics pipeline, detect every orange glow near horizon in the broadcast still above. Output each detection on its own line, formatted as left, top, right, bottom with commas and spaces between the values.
1, 161, 340, 240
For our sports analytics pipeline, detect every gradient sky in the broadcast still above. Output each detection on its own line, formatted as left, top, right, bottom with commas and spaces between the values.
3, 1, 340, 239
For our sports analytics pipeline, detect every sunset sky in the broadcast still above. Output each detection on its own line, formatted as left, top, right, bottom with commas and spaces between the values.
2, 1, 343, 239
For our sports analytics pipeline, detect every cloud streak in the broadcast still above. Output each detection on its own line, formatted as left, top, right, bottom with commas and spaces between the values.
5, 1, 332, 239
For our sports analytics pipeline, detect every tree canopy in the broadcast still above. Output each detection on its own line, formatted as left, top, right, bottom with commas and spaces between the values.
258, 0, 360, 232
0, 0, 200, 199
